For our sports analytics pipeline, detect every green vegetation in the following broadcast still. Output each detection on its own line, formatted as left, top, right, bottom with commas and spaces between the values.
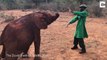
0, 12, 15, 22
0, 0, 106, 17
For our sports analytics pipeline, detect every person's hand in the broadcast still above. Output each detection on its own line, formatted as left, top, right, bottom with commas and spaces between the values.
65, 24, 69, 28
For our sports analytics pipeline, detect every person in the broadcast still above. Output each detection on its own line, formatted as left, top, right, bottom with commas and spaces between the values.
66, 4, 88, 54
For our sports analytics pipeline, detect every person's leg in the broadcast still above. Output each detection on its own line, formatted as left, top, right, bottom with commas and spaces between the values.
78, 38, 86, 54
71, 37, 78, 49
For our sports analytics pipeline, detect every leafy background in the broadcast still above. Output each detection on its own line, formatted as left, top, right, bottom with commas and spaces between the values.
0, 0, 107, 17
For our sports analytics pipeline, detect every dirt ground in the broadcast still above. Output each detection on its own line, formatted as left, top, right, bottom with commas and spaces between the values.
0, 10, 107, 60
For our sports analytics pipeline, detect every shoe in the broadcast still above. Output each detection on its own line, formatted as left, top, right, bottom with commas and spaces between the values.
71, 46, 78, 50
79, 50, 86, 54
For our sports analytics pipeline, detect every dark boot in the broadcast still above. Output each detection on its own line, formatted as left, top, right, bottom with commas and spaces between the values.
71, 46, 78, 50
78, 38, 86, 54
71, 37, 79, 50
79, 48, 86, 54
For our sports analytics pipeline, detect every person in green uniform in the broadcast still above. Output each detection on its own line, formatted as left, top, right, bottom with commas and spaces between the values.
66, 4, 88, 54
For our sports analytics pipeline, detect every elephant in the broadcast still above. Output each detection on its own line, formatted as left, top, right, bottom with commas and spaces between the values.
0, 11, 59, 60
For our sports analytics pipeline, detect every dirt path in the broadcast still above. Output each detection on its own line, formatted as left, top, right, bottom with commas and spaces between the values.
0, 10, 107, 60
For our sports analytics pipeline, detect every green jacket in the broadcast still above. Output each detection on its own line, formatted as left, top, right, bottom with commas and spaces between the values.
69, 10, 88, 38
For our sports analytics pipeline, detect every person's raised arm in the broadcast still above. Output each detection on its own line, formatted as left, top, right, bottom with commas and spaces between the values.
73, 11, 88, 17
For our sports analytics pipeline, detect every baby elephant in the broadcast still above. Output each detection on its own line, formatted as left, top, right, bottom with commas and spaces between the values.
0, 12, 59, 60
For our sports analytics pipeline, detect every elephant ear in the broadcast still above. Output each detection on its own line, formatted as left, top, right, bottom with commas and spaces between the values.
34, 13, 48, 29
36, 19, 48, 29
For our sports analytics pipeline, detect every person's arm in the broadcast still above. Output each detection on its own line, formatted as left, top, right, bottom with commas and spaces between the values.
69, 16, 78, 24
73, 11, 88, 17
66, 16, 78, 27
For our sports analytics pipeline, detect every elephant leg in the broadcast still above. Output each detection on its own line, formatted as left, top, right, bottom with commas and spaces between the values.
0, 45, 6, 58
22, 47, 29, 58
34, 31, 41, 55
34, 37, 41, 55
23, 48, 29, 55
23, 48, 29, 54
34, 56, 42, 60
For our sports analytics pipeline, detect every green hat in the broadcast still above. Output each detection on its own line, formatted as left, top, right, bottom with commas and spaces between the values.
79, 4, 87, 8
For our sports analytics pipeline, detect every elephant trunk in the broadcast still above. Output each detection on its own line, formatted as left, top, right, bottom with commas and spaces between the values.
53, 13, 59, 20
47, 13, 59, 25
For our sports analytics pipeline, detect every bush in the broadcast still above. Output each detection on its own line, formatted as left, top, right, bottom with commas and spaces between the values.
87, 1, 103, 17
38, 3, 58, 11
38, 2, 69, 12
0, 0, 106, 17
0, 13, 15, 22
